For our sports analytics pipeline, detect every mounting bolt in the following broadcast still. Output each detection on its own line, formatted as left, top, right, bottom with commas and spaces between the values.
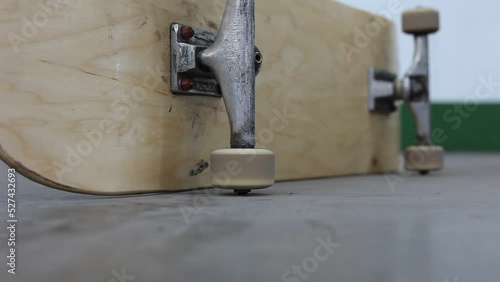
180, 78, 195, 91
180, 26, 195, 40
254, 51, 263, 64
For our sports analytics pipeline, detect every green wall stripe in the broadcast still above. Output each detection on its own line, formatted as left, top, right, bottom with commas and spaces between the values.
401, 104, 500, 151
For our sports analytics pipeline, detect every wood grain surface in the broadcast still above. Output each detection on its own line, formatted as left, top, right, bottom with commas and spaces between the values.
0, 0, 399, 194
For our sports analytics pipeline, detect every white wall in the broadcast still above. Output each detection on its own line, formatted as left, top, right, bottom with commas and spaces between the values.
337, 0, 500, 103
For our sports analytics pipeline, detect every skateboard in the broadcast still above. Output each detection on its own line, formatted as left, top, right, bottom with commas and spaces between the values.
0, 0, 401, 195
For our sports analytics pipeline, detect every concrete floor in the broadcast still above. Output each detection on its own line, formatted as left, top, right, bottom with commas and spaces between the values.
0, 153, 499, 282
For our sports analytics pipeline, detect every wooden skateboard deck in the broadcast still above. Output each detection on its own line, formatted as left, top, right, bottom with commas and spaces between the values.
0, 0, 399, 194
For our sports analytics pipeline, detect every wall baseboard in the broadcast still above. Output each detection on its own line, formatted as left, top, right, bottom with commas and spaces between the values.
401, 104, 500, 151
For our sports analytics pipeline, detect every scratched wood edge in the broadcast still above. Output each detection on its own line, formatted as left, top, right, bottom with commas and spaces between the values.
0, 144, 205, 195
0, 0, 399, 195
0, 144, 103, 195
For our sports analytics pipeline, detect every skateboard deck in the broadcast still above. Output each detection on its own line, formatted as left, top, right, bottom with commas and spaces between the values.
0, 0, 399, 194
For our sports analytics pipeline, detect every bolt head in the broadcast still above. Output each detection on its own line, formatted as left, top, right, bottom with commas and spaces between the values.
234, 190, 251, 196
180, 78, 195, 91
180, 26, 195, 40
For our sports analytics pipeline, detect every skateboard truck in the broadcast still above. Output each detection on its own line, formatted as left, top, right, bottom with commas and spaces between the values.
171, 0, 275, 194
369, 7, 443, 175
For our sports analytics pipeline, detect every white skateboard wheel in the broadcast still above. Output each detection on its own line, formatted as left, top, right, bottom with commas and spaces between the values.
210, 149, 275, 191
402, 7, 439, 34
404, 145, 444, 174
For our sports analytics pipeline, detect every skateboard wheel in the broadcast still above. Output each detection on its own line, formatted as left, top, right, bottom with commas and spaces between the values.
402, 7, 439, 34
404, 146, 444, 173
210, 149, 275, 191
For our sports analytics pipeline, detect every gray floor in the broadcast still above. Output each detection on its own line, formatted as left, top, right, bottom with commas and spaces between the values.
0, 153, 499, 282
